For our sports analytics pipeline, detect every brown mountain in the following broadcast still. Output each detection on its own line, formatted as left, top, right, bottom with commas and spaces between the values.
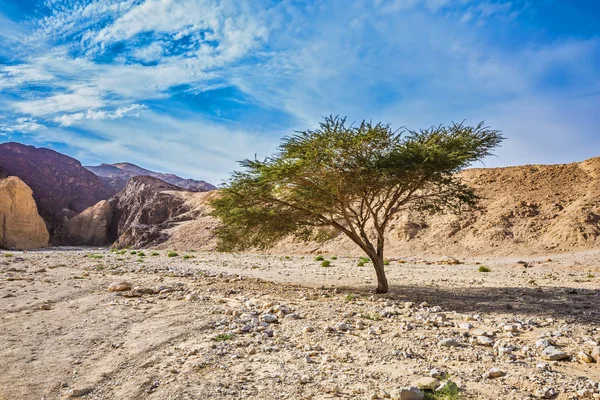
0, 142, 112, 241
85, 162, 216, 193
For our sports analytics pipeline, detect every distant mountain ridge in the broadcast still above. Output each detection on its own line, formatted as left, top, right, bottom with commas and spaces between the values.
85, 162, 216, 193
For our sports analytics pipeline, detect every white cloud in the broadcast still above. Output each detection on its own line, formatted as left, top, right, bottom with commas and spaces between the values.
53, 104, 147, 126
4, 118, 47, 133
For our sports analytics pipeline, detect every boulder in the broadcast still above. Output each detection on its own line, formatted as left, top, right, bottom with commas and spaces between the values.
0, 177, 49, 249
65, 200, 113, 245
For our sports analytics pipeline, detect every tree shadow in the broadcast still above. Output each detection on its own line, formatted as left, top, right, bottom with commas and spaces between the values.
346, 284, 600, 324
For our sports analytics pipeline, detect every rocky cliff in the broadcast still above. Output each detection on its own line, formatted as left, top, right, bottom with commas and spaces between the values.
0, 177, 49, 250
0, 142, 111, 242
85, 162, 216, 193
66, 176, 195, 248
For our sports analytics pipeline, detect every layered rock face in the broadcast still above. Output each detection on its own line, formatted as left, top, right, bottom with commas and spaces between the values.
111, 176, 191, 248
0, 143, 111, 242
86, 162, 216, 193
0, 177, 49, 250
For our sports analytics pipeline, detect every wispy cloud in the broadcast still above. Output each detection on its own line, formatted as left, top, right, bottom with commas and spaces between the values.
0, 0, 598, 181
53, 104, 147, 126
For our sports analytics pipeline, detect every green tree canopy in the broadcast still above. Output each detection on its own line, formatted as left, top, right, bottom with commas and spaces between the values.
211, 116, 503, 293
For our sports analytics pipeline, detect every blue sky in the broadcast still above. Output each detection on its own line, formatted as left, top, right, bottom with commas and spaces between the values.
0, 0, 599, 184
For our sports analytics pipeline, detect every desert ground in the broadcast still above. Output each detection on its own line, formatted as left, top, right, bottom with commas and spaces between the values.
1, 248, 599, 400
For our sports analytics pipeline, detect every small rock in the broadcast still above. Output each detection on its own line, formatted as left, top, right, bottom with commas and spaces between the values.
108, 282, 132, 292
439, 338, 461, 348
67, 387, 93, 398
337, 323, 352, 331
476, 336, 494, 346
40, 304, 51, 310
541, 346, 569, 361
412, 377, 438, 390
301, 326, 314, 333
390, 387, 424, 400
537, 387, 557, 399
591, 346, 600, 362
459, 323, 472, 331
483, 367, 505, 379
262, 314, 278, 323
578, 351, 594, 364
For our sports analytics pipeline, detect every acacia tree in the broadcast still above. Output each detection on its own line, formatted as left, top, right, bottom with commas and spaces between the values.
211, 116, 503, 293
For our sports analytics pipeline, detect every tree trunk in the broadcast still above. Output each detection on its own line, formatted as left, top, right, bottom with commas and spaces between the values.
372, 255, 389, 294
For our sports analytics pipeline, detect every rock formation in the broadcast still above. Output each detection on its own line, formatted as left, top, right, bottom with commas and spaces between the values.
110, 176, 192, 248
65, 200, 114, 246
0, 177, 49, 250
0, 142, 111, 242
85, 162, 216, 193
66, 176, 195, 248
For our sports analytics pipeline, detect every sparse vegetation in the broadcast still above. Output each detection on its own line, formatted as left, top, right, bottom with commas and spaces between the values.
383, 258, 390, 265
87, 254, 103, 259
213, 333, 234, 342
344, 293, 356, 302
315, 255, 324, 261
151, 252, 160, 256
3, 253, 13, 257
478, 265, 491, 273
321, 260, 331, 267
210, 116, 503, 293
167, 251, 178, 258
424, 381, 460, 400
331, 256, 338, 260
183, 254, 195, 259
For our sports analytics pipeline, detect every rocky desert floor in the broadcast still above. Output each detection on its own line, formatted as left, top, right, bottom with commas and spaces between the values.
1, 249, 599, 400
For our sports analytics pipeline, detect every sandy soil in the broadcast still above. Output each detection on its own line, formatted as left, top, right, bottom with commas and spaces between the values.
1, 248, 599, 400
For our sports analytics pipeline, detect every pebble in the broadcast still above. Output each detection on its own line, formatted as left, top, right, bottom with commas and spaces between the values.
537, 387, 558, 399
389, 387, 424, 400
476, 336, 494, 346
108, 282, 133, 292
39, 304, 51, 310
262, 314, 278, 323
578, 351, 594, 364
67, 387, 93, 398
541, 346, 569, 361
439, 338, 461, 348
412, 377, 438, 390
483, 367, 505, 379
337, 323, 352, 331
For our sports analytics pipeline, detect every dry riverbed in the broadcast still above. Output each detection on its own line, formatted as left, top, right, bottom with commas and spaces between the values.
1, 249, 599, 399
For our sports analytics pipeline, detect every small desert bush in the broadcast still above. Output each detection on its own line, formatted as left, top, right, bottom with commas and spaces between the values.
315, 255, 324, 261
183, 254, 195, 259
478, 265, 491, 273
213, 333, 234, 342
167, 251, 178, 258
423, 381, 460, 400
383, 258, 390, 265
151, 252, 160, 256
321, 260, 331, 267
87, 254, 103, 259
137, 251, 146, 257
344, 293, 356, 302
